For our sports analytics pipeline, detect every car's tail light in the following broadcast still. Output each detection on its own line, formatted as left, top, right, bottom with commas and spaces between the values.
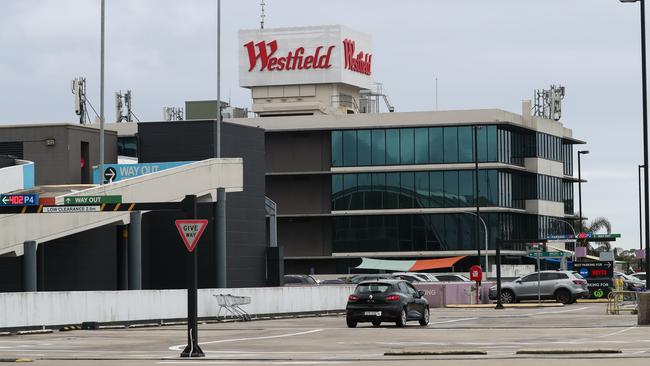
385, 294, 400, 301
348, 294, 359, 302
573, 280, 586, 285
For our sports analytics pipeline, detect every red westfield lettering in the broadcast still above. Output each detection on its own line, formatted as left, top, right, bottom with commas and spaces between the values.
342, 38, 372, 75
592, 269, 608, 276
243, 40, 334, 72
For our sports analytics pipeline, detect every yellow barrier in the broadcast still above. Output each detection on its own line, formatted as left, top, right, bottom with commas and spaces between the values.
607, 290, 639, 315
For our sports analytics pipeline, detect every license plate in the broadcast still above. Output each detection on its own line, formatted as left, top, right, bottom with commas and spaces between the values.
364, 311, 381, 316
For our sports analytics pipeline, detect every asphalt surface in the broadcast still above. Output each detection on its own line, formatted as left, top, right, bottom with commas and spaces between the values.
1, 303, 649, 365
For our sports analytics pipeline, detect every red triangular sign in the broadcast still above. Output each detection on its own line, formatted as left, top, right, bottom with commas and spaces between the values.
175, 219, 208, 252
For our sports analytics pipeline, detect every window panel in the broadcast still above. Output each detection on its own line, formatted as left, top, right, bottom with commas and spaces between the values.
386, 129, 400, 165
457, 126, 473, 163
371, 129, 386, 165
429, 128, 443, 163
444, 170, 459, 207
415, 172, 430, 208
400, 172, 414, 208
414, 128, 429, 164
487, 125, 498, 162
400, 128, 415, 164
357, 130, 371, 166
385, 172, 400, 208
443, 127, 458, 163
430, 171, 444, 208
331, 131, 342, 167
458, 170, 474, 207
476, 126, 488, 162
343, 130, 357, 166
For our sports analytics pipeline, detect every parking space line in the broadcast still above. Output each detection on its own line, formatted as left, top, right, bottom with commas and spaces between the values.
597, 326, 636, 338
169, 329, 324, 351
428, 317, 478, 325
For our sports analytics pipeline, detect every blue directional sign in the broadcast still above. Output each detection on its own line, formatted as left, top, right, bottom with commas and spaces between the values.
92, 161, 194, 184
0, 194, 39, 206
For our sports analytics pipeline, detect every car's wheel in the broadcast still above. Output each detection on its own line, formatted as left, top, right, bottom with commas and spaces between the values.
371, 320, 381, 327
395, 308, 407, 327
346, 318, 357, 328
500, 289, 515, 304
555, 289, 572, 304
419, 307, 430, 326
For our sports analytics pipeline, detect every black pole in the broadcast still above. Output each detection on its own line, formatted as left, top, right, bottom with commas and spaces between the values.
640, 164, 645, 271
181, 195, 204, 358
641, 0, 650, 291
474, 126, 481, 270
495, 238, 503, 309
578, 152, 583, 234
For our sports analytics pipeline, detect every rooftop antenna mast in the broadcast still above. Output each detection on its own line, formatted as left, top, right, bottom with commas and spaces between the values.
115, 90, 133, 122
71, 77, 88, 124
260, 0, 265, 29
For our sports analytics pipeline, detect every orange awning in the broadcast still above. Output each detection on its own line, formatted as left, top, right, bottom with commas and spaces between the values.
409, 256, 466, 271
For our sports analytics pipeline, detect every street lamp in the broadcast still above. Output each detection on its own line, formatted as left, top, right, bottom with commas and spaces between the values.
473, 126, 482, 271
620, 0, 650, 290
639, 164, 645, 271
577, 150, 589, 234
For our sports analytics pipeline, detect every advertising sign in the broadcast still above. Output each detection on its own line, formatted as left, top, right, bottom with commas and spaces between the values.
92, 161, 194, 184
586, 279, 613, 299
239, 25, 373, 89
574, 261, 614, 278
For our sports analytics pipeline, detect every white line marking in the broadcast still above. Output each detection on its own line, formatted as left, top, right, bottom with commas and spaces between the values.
427, 317, 478, 325
597, 326, 635, 338
168, 329, 324, 351
524, 306, 589, 316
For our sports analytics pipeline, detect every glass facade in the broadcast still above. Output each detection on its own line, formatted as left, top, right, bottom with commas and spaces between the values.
332, 213, 568, 252
331, 125, 499, 167
327, 124, 579, 254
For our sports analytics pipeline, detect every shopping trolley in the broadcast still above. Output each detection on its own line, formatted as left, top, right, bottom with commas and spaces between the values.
214, 294, 252, 321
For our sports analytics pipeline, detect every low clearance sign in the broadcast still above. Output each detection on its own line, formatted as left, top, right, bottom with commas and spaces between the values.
238, 25, 373, 89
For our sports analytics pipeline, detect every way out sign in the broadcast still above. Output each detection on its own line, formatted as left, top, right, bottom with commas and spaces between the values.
175, 219, 208, 252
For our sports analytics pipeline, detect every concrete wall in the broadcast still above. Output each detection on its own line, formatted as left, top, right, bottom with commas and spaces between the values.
0, 286, 356, 329
278, 217, 332, 257
267, 175, 330, 215
265, 131, 331, 173
0, 160, 34, 194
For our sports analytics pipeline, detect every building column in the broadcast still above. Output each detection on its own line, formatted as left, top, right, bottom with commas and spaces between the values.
22, 240, 37, 292
37, 243, 45, 291
128, 211, 142, 290
216, 188, 227, 288
117, 225, 128, 290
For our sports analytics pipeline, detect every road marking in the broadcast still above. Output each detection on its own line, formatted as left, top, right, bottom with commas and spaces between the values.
597, 326, 635, 338
521, 306, 589, 316
427, 317, 478, 325
168, 329, 324, 351
159, 362, 349, 365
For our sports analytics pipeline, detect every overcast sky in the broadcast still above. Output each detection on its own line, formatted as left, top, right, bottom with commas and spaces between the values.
0, 0, 647, 250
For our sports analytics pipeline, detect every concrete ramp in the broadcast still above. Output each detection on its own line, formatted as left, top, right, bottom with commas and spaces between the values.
0, 158, 242, 256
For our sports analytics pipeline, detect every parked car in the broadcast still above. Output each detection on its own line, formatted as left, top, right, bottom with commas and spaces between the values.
427, 273, 471, 282
614, 271, 646, 291
283, 274, 318, 286
488, 271, 588, 304
320, 279, 346, 285
631, 272, 647, 282
346, 279, 429, 328
347, 274, 397, 284
392, 272, 429, 282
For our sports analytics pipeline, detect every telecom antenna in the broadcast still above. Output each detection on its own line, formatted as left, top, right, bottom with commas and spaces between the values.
533, 84, 565, 121
115, 90, 133, 122
163, 107, 184, 121
260, 0, 266, 29
71, 77, 88, 124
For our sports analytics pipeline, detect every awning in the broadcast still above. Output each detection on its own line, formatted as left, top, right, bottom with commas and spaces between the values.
355, 256, 466, 271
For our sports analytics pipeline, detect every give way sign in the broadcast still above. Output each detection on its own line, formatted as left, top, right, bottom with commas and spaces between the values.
175, 219, 208, 252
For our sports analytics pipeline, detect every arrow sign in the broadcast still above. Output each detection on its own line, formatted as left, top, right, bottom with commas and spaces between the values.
175, 219, 208, 252
104, 167, 117, 184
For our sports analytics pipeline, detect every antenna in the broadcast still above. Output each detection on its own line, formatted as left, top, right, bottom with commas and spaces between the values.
71, 77, 88, 124
163, 107, 184, 121
115, 90, 134, 122
533, 84, 565, 121
260, 0, 266, 29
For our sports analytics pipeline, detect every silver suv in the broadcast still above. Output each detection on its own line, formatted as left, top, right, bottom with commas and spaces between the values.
489, 271, 589, 304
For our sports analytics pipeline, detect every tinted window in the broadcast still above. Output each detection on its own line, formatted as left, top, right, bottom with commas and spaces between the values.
436, 275, 463, 282
371, 129, 386, 165
398, 282, 410, 293
539, 273, 556, 281
356, 283, 392, 294
406, 283, 419, 295
414, 128, 429, 164
429, 128, 443, 163
357, 130, 371, 166
457, 126, 473, 163
443, 127, 458, 163
521, 274, 540, 282
400, 128, 414, 164
331, 131, 342, 167
572, 272, 584, 280
284, 276, 300, 284
386, 129, 400, 164
343, 130, 357, 166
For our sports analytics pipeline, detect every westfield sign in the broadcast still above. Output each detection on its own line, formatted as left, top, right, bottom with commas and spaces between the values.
243, 38, 372, 76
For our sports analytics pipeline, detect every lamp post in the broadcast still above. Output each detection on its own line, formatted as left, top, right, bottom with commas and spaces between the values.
577, 150, 589, 235
640, 164, 645, 271
473, 126, 481, 271
620, 0, 650, 290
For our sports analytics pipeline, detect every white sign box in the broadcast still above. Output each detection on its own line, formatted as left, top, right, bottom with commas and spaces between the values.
239, 25, 373, 89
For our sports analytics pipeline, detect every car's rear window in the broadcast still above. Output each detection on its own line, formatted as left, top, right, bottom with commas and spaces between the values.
355, 283, 392, 294
572, 272, 584, 279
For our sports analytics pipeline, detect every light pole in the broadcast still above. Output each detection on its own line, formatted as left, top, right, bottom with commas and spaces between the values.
620, 0, 650, 290
99, 0, 105, 185
473, 126, 481, 271
640, 164, 645, 271
577, 150, 589, 234
462, 212, 489, 277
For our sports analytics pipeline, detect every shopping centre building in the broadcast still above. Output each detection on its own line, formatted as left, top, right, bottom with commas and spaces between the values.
230, 25, 583, 274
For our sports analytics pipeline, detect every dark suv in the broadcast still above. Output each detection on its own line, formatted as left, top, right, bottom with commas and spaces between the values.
346, 280, 429, 328
489, 271, 589, 304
